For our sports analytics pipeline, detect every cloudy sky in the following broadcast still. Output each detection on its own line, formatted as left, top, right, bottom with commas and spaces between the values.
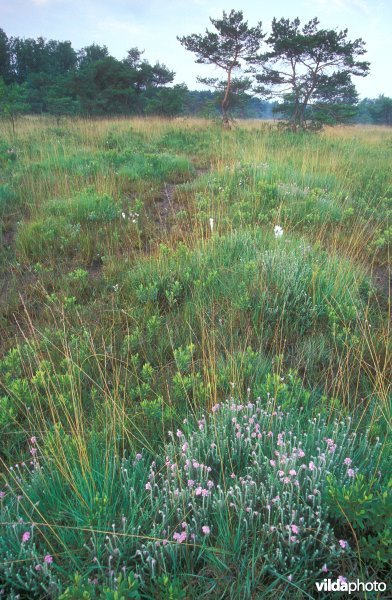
1, 0, 391, 98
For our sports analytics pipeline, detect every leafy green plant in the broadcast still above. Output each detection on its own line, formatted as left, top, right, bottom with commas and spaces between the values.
327, 474, 392, 570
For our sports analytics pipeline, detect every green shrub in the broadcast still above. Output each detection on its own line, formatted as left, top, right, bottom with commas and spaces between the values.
118, 152, 193, 183
326, 473, 392, 572
0, 184, 18, 217
44, 190, 119, 224
16, 216, 82, 262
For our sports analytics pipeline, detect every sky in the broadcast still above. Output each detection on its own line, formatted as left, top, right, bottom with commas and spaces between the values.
0, 0, 391, 98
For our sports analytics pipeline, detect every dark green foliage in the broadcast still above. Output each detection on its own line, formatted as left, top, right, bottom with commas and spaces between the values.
0, 20, 383, 123
255, 17, 369, 130
0, 32, 181, 118
0, 28, 12, 84
358, 95, 392, 125
178, 10, 264, 124
0, 78, 29, 132
72, 57, 136, 115
327, 474, 392, 573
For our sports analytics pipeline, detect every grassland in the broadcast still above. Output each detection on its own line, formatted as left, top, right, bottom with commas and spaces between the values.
0, 117, 391, 598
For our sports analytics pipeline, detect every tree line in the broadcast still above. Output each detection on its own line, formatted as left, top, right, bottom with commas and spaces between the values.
0, 10, 391, 129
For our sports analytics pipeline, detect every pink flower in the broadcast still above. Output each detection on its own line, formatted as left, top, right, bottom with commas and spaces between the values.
309, 461, 316, 471
182, 443, 188, 452
181, 522, 187, 529
298, 449, 305, 458
270, 460, 276, 467
291, 524, 299, 534
30, 448, 37, 456
135, 453, 142, 461
278, 470, 285, 477
187, 479, 195, 488
344, 457, 352, 465
230, 473, 235, 479
339, 539, 348, 549
30, 436, 37, 444
289, 469, 297, 476
35, 564, 41, 571
22, 531, 30, 543
0, 491, 5, 498
325, 439, 337, 453
322, 564, 328, 573
44, 554, 53, 564
207, 480, 214, 489
347, 468, 355, 478
338, 575, 347, 584
201, 489, 209, 497
173, 531, 187, 543
145, 482, 152, 491
201, 525, 210, 535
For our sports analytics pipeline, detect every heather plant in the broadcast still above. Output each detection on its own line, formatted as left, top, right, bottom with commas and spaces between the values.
0, 391, 388, 598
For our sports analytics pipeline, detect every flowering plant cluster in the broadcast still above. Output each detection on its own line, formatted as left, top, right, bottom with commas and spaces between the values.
0, 396, 385, 598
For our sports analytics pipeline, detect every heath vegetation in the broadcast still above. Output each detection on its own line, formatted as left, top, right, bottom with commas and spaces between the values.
0, 114, 390, 598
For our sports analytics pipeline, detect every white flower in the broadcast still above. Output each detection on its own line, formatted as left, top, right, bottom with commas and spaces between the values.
274, 225, 283, 238
113, 284, 119, 292
121, 212, 126, 220
209, 217, 214, 232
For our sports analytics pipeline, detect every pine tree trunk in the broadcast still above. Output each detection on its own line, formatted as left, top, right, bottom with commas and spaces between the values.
221, 68, 232, 128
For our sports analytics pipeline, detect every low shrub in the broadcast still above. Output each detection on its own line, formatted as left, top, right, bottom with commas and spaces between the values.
44, 190, 119, 224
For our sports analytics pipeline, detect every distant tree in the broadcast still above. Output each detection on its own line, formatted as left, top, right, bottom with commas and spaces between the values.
47, 76, 79, 123
145, 83, 188, 117
124, 52, 175, 114
198, 75, 255, 118
45, 40, 77, 75
10, 36, 50, 83
308, 72, 359, 126
123, 47, 144, 70
365, 95, 392, 126
72, 57, 134, 114
0, 29, 12, 84
77, 44, 109, 68
178, 10, 264, 126
26, 71, 52, 113
0, 78, 29, 133
254, 17, 369, 130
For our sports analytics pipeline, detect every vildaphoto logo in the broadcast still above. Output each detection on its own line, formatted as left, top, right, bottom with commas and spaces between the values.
315, 578, 387, 594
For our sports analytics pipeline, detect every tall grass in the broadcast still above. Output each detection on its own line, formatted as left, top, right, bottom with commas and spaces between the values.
0, 116, 390, 598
